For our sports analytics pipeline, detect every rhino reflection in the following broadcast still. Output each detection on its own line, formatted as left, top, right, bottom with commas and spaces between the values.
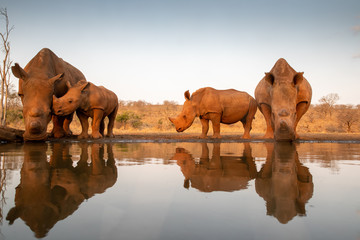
255, 143, 313, 224
172, 143, 257, 192
6, 143, 117, 238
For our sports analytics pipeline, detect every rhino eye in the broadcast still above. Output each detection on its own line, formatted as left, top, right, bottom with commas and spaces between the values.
183, 115, 187, 120
68, 99, 73, 103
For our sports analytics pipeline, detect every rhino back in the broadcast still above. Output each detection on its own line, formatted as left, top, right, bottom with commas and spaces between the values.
218, 89, 252, 109
255, 77, 312, 105
86, 84, 118, 115
23, 48, 85, 97
193, 88, 252, 123
191, 88, 221, 115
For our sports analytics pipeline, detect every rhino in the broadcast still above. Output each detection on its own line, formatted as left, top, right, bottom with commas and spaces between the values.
6, 142, 117, 238
172, 143, 257, 192
52, 80, 119, 139
169, 87, 257, 139
254, 58, 312, 141
256, 142, 313, 224
11, 48, 86, 141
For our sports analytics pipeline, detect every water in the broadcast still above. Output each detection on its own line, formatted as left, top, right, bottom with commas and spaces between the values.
0, 141, 359, 240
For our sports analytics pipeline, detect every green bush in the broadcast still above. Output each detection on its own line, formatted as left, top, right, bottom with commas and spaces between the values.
116, 111, 143, 129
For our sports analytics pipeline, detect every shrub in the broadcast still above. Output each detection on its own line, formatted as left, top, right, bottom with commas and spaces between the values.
116, 111, 143, 129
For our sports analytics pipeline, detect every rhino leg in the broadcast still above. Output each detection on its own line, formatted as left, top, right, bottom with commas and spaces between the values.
199, 118, 209, 139
63, 113, 74, 136
77, 111, 90, 139
209, 113, 221, 139
51, 115, 67, 138
91, 109, 104, 139
242, 101, 257, 139
100, 118, 105, 136
241, 120, 251, 139
106, 106, 118, 138
259, 104, 274, 139
294, 102, 309, 139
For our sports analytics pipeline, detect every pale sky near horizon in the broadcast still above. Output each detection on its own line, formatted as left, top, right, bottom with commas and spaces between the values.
2, 0, 360, 105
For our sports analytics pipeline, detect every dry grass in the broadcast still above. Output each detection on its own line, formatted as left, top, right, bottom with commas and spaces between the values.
6, 102, 360, 139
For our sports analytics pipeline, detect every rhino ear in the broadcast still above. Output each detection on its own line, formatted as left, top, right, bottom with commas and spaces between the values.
264, 72, 274, 85
49, 73, 64, 85
6, 206, 21, 225
184, 90, 190, 100
66, 81, 72, 89
293, 72, 304, 85
12, 63, 28, 80
79, 82, 90, 92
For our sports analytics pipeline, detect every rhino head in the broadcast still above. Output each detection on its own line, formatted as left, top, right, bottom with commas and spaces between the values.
265, 59, 305, 141
52, 80, 89, 116
12, 64, 64, 141
169, 90, 196, 132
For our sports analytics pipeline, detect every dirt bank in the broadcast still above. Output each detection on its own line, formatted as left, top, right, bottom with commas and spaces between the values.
2, 125, 360, 143
48, 132, 360, 143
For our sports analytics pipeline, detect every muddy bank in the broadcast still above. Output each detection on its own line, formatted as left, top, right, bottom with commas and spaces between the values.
2, 126, 360, 143
48, 132, 360, 143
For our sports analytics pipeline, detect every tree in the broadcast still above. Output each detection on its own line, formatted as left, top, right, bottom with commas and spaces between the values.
337, 105, 359, 133
318, 93, 339, 117
0, 8, 14, 126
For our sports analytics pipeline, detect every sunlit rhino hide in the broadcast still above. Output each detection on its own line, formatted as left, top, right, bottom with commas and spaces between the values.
169, 87, 257, 139
52, 80, 119, 139
255, 58, 312, 141
11, 48, 86, 141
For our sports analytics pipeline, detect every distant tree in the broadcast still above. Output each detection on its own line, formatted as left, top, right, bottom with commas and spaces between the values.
6, 83, 20, 109
118, 100, 127, 108
116, 112, 131, 129
318, 93, 339, 117
0, 8, 14, 126
163, 100, 178, 111
299, 105, 317, 132
337, 105, 359, 133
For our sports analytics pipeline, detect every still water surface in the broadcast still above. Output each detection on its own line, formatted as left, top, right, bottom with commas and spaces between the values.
0, 141, 359, 240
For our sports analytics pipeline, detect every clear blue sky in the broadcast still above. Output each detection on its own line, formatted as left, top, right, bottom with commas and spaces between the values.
2, 0, 360, 105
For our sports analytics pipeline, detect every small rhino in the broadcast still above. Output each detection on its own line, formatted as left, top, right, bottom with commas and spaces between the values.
169, 87, 257, 139
52, 80, 118, 139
